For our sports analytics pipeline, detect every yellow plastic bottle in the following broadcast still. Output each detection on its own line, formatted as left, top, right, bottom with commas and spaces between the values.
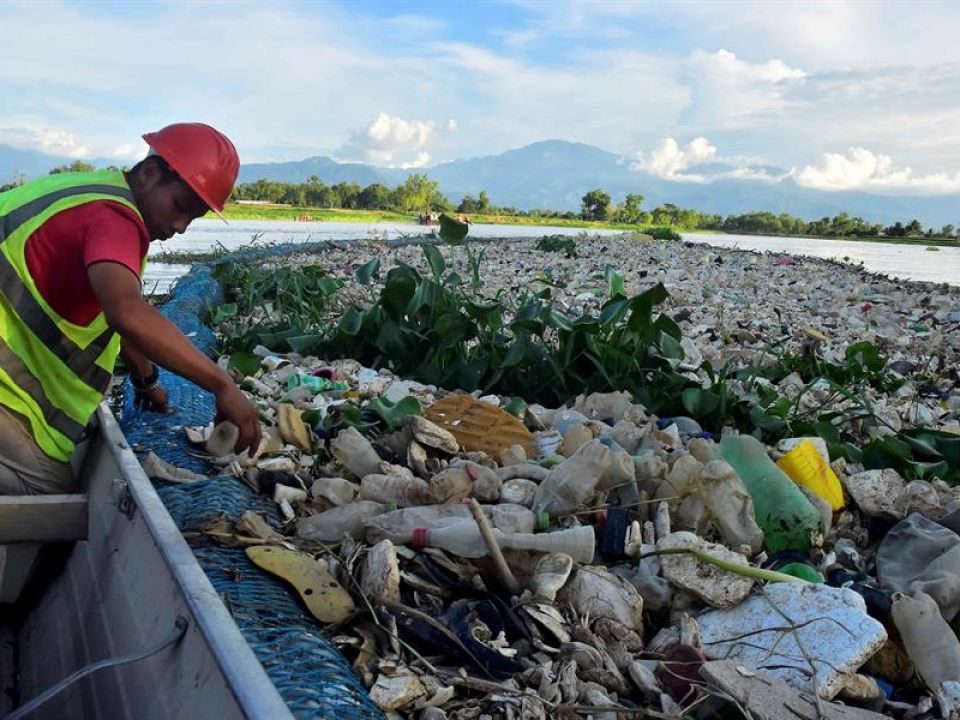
776, 440, 845, 511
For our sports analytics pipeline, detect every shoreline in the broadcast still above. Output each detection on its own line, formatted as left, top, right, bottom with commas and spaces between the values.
214, 204, 960, 248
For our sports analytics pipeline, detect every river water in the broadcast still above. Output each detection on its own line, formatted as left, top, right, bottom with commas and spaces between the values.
142, 219, 960, 293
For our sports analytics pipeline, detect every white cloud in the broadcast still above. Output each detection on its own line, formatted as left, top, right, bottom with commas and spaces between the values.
632, 137, 717, 181
795, 147, 960, 194
340, 112, 451, 168
447, 118, 458, 132
0, 126, 91, 158
684, 49, 807, 130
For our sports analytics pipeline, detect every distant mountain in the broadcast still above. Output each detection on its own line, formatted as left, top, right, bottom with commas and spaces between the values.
233, 139, 960, 226
4, 139, 958, 226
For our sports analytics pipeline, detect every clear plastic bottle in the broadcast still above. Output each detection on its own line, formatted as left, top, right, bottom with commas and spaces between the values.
891, 591, 960, 696
532, 440, 613, 516
359, 474, 431, 507
415, 520, 595, 564
296, 501, 387, 543
717, 435, 824, 553
363, 503, 536, 543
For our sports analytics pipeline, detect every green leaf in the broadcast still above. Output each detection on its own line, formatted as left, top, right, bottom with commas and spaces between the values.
213, 302, 238, 323
438, 213, 469, 244
749, 405, 786, 433
286, 334, 324, 354
605, 266, 627, 299
423, 244, 446, 281
338, 306, 365, 335
501, 335, 531, 369
355, 257, 381, 285
659, 332, 685, 360
682, 388, 720, 417
228, 351, 261, 377
599, 298, 630, 327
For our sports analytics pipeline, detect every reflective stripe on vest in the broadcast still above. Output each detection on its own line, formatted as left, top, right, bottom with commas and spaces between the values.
0, 172, 142, 459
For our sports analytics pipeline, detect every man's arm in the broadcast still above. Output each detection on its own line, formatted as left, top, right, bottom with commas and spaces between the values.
120, 339, 169, 412
89, 262, 261, 454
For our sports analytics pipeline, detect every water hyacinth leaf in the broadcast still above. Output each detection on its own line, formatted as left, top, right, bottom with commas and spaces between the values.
749, 405, 786, 433
228, 351, 261, 377
501, 335, 531, 369
286, 334, 324, 354
659, 332, 685, 360
605, 266, 627, 299
599, 297, 630, 327
682, 388, 721, 417
314, 277, 343, 297
212, 302, 238, 323
438, 213, 469, 244
423, 244, 446, 281
338, 306, 365, 335
354, 257, 381, 285
368, 396, 421, 430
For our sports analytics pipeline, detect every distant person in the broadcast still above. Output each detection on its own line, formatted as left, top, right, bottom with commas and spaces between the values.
0, 122, 261, 494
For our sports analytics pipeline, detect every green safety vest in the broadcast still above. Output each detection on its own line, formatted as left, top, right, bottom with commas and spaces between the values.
0, 170, 145, 461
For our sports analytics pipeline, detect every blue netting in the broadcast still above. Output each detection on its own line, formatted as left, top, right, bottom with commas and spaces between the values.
121, 263, 384, 720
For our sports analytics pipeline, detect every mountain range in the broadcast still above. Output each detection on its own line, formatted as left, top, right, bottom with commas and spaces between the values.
2, 139, 958, 226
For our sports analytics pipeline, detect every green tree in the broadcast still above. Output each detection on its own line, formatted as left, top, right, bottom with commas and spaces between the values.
357, 183, 391, 209
940, 224, 955, 237
49, 160, 95, 175
392, 174, 446, 212
580, 188, 611, 221
905, 219, 923, 235
477, 191, 490, 213
616, 193, 645, 224
333, 181, 362, 209
457, 195, 478, 213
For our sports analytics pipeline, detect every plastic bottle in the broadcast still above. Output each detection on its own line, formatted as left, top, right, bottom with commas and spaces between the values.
296, 501, 388, 543
287, 373, 349, 393
414, 520, 595, 564
533, 440, 619, 516
363, 503, 536, 543
717, 435, 825, 553
359, 474, 431, 508
891, 591, 960, 695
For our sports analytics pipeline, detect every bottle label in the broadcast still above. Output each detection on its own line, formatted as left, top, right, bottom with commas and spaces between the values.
412, 527, 428, 550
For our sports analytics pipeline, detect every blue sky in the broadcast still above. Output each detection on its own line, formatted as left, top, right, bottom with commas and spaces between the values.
2, 0, 960, 193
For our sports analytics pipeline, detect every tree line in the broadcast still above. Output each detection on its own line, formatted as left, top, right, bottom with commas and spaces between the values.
2, 164, 957, 239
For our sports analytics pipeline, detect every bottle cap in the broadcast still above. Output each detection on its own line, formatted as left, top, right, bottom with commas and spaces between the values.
537, 512, 551, 531
383, 503, 398, 513
412, 528, 428, 550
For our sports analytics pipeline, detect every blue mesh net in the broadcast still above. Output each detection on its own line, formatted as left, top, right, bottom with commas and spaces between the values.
121, 264, 384, 720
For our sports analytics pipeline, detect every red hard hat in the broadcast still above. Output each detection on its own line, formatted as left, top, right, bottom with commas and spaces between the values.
142, 122, 239, 217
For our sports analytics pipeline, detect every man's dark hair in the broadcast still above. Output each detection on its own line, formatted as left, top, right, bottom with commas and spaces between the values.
130, 154, 181, 185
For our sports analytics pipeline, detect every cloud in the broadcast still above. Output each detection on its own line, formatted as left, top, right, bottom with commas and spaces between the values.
794, 147, 960, 194
632, 137, 717, 181
339, 112, 452, 168
0, 126, 91, 158
684, 49, 807, 130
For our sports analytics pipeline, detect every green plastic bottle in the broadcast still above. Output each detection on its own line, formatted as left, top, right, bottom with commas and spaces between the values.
717, 435, 825, 553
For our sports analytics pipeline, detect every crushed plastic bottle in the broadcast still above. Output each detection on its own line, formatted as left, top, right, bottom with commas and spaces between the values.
891, 591, 960, 710
413, 520, 595, 564
776, 439, 845, 511
532, 439, 634, 516
297, 501, 390, 543
717, 435, 825, 553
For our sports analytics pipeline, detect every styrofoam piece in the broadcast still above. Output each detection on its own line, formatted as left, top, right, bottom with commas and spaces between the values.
698, 583, 887, 699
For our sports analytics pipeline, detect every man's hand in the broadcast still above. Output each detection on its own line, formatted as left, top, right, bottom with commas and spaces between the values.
214, 382, 261, 456
134, 383, 169, 413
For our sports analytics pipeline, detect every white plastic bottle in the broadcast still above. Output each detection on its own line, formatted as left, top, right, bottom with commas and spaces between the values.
891, 591, 960, 698
296, 500, 387, 543
415, 520, 595, 564
359, 474, 431, 507
363, 503, 536, 543
532, 440, 612, 516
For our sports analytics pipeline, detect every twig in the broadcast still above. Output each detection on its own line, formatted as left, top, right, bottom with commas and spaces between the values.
468, 498, 522, 595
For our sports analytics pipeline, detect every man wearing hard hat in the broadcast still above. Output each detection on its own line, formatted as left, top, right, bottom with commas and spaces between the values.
0, 122, 261, 494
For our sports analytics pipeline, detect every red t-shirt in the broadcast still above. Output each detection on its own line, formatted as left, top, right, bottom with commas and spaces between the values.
24, 201, 149, 327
